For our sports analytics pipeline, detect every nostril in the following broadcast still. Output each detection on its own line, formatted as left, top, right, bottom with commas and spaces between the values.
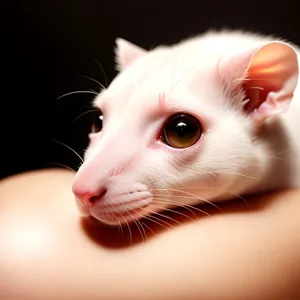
89, 189, 107, 205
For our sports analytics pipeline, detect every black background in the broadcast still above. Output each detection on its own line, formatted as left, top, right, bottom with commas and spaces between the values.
1, 0, 299, 179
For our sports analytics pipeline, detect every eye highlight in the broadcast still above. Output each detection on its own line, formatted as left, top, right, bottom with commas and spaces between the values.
161, 113, 202, 148
92, 110, 104, 133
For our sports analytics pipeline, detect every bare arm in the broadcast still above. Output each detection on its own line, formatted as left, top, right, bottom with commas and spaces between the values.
1, 169, 300, 300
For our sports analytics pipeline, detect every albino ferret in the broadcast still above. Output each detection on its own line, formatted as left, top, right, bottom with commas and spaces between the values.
72, 30, 300, 226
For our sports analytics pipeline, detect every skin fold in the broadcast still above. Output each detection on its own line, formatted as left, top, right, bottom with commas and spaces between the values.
1, 168, 300, 300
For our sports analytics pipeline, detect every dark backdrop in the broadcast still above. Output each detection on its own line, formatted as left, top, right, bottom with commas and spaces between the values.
1, 0, 299, 179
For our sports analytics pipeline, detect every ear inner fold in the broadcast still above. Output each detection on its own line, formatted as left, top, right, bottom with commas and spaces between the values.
242, 42, 298, 124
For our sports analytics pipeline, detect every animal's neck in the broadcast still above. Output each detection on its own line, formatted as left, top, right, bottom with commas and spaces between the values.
251, 110, 300, 193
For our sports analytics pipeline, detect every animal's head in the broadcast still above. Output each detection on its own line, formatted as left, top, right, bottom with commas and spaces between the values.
72, 36, 298, 225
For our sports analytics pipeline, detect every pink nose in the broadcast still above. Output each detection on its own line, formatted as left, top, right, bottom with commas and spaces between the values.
72, 187, 107, 207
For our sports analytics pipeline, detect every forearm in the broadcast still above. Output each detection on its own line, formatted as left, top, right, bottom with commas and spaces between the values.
1, 169, 300, 300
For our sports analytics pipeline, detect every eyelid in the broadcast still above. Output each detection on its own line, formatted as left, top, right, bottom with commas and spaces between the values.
91, 109, 104, 133
160, 111, 203, 133
165, 102, 211, 130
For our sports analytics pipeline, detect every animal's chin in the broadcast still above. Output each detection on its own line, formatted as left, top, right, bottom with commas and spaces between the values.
75, 195, 153, 226
91, 204, 151, 226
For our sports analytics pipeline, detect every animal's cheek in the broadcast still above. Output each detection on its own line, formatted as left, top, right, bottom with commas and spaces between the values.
154, 137, 205, 167
83, 143, 97, 162
88, 132, 98, 141
87, 132, 103, 149
84, 133, 104, 161
83, 146, 91, 161
137, 152, 179, 188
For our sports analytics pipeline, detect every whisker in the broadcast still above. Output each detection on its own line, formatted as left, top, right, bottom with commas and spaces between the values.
117, 221, 122, 237
53, 140, 84, 163
152, 156, 259, 180
122, 216, 132, 246
230, 77, 271, 85
142, 215, 173, 231
56, 90, 98, 101
131, 209, 148, 240
48, 162, 77, 173
137, 218, 147, 241
140, 208, 176, 229
110, 208, 124, 237
119, 221, 124, 235
140, 220, 156, 236
157, 201, 198, 217
77, 75, 105, 90
72, 109, 99, 124
272, 147, 291, 159
151, 188, 220, 209
93, 58, 108, 88
149, 204, 194, 221
221, 172, 257, 180
153, 197, 212, 217
133, 210, 156, 237
175, 165, 258, 181
178, 187, 248, 204
154, 189, 247, 205
132, 218, 145, 243
247, 86, 264, 91
167, 58, 202, 95
150, 210, 181, 225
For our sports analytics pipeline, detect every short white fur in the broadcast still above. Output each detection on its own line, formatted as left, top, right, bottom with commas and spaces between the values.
72, 30, 300, 226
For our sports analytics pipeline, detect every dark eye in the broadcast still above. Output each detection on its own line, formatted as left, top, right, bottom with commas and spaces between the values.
162, 113, 202, 148
92, 110, 104, 133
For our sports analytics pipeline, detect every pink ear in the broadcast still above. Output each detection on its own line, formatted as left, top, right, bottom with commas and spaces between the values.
219, 42, 299, 125
115, 38, 147, 71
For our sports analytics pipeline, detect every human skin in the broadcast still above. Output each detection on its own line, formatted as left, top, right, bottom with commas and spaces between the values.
0, 168, 300, 300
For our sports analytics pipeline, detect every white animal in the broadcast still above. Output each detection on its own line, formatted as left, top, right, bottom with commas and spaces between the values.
72, 30, 300, 225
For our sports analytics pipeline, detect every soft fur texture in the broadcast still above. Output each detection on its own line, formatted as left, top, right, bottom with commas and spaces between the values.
72, 30, 300, 225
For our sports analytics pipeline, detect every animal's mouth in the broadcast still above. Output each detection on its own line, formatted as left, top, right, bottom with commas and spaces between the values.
91, 202, 151, 225
76, 190, 153, 225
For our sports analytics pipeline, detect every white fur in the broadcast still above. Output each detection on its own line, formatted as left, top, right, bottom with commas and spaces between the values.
72, 30, 300, 225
